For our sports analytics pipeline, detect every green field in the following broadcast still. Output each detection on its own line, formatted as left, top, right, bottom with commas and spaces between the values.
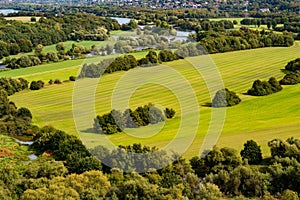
209, 17, 246, 25
7, 42, 300, 158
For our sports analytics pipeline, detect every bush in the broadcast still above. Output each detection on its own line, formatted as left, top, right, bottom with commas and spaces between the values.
17, 107, 33, 120
158, 50, 179, 62
48, 79, 53, 85
280, 73, 300, 85
212, 88, 241, 107
164, 108, 176, 118
284, 58, 300, 72
30, 80, 44, 90
54, 79, 62, 84
280, 189, 299, 200
69, 76, 76, 81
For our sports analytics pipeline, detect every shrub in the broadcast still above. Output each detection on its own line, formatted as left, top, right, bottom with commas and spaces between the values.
48, 79, 53, 85
284, 58, 300, 72
54, 79, 62, 84
17, 107, 33, 120
280, 73, 300, 85
30, 80, 44, 90
158, 50, 179, 62
164, 108, 176, 118
212, 88, 241, 107
69, 76, 76, 81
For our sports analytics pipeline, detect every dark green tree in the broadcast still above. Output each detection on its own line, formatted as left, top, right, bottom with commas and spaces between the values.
212, 88, 241, 107
240, 140, 263, 164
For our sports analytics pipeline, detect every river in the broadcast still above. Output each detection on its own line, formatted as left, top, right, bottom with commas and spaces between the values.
0, 9, 18, 16
111, 17, 131, 25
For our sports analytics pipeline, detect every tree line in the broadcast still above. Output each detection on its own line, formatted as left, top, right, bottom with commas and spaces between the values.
196, 27, 294, 54
247, 77, 282, 96
94, 103, 175, 135
78, 50, 180, 78
1, 122, 299, 199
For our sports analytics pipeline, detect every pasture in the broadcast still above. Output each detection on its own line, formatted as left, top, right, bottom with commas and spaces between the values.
7, 42, 300, 158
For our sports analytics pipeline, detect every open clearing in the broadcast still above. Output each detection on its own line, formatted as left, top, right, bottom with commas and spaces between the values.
4, 16, 42, 22
7, 42, 300, 158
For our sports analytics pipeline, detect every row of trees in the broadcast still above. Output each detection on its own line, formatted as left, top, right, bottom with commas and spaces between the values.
174, 19, 234, 31
0, 89, 33, 136
93, 103, 174, 134
7, 126, 298, 199
78, 50, 180, 78
0, 77, 28, 96
197, 27, 294, 54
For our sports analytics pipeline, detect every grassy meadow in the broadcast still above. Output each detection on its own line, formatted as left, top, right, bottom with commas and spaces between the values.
6, 41, 300, 158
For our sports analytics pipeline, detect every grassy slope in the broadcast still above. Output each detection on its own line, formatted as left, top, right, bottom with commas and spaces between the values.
8, 42, 300, 158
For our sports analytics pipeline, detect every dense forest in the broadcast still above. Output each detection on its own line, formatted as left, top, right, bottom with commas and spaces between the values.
196, 27, 294, 54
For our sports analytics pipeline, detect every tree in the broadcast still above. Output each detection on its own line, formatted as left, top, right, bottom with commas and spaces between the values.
17, 107, 32, 120
34, 44, 44, 58
212, 88, 241, 107
128, 19, 138, 30
9, 43, 20, 55
18, 39, 33, 53
69, 76, 76, 81
198, 183, 223, 200
106, 44, 114, 55
136, 28, 142, 35
30, 80, 44, 90
55, 42, 65, 55
146, 51, 159, 64
0, 41, 9, 59
267, 21, 271, 29
281, 190, 299, 200
240, 140, 263, 164
164, 108, 176, 118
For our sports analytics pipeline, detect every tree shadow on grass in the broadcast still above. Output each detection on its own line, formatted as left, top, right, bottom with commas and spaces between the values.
201, 102, 212, 107
81, 128, 98, 134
